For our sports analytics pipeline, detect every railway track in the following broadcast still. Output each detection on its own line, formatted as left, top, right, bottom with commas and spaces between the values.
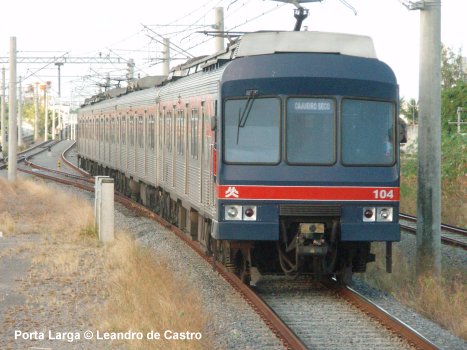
13, 141, 451, 350
399, 213, 467, 250
0, 140, 57, 170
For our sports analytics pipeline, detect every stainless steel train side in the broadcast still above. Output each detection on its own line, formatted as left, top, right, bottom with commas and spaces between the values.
78, 65, 225, 247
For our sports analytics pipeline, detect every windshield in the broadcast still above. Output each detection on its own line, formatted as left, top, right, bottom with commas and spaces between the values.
341, 99, 395, 165
224, 98, 280, 163
286, 98, 336, 164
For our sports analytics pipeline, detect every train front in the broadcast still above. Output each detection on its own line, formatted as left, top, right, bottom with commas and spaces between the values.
213, 32, 400, 283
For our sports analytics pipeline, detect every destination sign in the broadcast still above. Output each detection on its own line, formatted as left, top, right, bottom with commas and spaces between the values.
291, 99, 333, 113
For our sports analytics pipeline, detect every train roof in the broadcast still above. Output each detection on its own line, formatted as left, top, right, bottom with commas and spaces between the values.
81, 31, 378, 107
235, 31, 377, 59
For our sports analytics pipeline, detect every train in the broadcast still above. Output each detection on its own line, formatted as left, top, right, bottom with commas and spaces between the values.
77, 31, 403, 284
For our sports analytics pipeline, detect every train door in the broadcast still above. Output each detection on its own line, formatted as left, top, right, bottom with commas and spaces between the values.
144, 112, 148, 178
188, 107, 201, 204
201, 100, 216, 209
156, 105, 163, 185
146, 112, 155, 181
105, 116, 109, 163
111, 116, 115, 166
175, 107, 186, 195
163, 107, 171, 185
121, 114, 127, 173
96, 117, 99, 161
136, 114, 144, 175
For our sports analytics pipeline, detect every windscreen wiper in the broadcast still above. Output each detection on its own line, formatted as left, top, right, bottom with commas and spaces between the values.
236, 90, 258, 144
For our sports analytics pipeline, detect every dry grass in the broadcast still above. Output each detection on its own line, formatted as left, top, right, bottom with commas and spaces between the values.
99, 233, 211, 349
358, 243, 467, 339
400, 157, 467, 228
0, 177, 95, 237
0, 178, 211, 349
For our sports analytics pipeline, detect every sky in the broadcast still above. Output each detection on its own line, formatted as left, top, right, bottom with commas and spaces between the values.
0, 0, 465, 107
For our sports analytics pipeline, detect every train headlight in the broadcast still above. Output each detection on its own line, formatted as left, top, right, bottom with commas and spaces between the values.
363, 207, 376, 222
377, 207, 393, 222
243, 206, 257, 221
225, 205, 242, 221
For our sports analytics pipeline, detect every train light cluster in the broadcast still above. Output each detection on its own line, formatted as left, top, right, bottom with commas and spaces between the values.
225, 205, 257, 221
363, 207, 393, 222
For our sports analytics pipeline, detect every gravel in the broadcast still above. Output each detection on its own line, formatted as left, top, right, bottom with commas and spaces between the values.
117, 204, 284, 350
2, 153, 466, 349
352, 232, 467, 350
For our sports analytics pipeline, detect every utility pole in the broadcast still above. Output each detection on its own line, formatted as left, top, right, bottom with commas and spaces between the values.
214, 7, 225, 53
18, 76, 22, 147
52, 98, 56, 140
55, 62, 64, 98
43, 84, 48, 141
8, 37, 17, 181
1, 67, 5, 149
415, 0, 442, 277
34, 82, 39, 141
448, 107, 466, 133
162, 38, 170, 76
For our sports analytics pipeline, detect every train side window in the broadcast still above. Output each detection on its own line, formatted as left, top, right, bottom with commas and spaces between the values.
129, 116, 135, 147
121, 116, 126, 145
158, 109, 164, 150
138, 115, 144, 148
191, 108, 199, 159
112, 118, 115, 144
165, 110, 172, 153
105, 117, 110, 143
100, 117, 105, 141
148, 114, 155, 150
176, 109, 185, 155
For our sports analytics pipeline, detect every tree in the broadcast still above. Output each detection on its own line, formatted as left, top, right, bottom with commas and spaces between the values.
441, 45, 466, 89
400, 97, 419, 125
442, 80, 466, 133
441, 46, 466, 133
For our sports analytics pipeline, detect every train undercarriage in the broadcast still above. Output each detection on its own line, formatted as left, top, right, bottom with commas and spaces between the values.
80, 157, 376, 285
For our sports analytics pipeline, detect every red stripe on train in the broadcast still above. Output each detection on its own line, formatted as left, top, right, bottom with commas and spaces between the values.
217, 185, 400, 201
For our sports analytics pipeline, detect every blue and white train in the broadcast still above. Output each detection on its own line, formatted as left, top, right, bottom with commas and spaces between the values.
78, 31, 402, 283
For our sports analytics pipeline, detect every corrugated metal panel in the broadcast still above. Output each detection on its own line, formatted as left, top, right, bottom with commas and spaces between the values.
187, 164, 201, 205
279, 204, 342, 217
78, 65, 226, 218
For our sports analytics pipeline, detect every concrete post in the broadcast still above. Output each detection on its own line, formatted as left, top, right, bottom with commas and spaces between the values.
99, 178, 114, 242
44, 88, 48, 141
58, 99, 62, 140
18, 76, 22, 147
416, 0, 442, 277
1, 67, 5, 149
214, 7, 224, 53
8, 37, 17, 181
52, 99, 56, 140
34, 82, 39, 141
94, 175, 109, 227
162, 38, 170, 76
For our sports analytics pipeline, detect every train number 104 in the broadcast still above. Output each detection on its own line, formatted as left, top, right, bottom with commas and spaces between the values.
373, 189, 394, 199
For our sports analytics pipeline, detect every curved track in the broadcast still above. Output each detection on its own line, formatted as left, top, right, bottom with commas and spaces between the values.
18, 141, 449, 350
399, 213, 467, 250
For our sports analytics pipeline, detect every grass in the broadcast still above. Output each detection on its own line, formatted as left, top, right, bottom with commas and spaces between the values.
99, 233, 210, 349
0, 178, 211, 349
400, 132, 467, 227
358, 243, 467, 340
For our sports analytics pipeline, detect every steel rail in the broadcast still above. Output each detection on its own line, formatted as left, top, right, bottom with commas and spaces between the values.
399, 214, 467, 251
322, 279, 440, 350
21, 147, 308, 350
400, 213, 467, 236
60, 141, 91, 177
